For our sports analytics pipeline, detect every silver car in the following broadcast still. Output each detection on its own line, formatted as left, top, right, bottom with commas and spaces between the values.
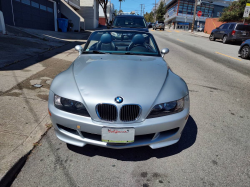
48, 30, 190, 149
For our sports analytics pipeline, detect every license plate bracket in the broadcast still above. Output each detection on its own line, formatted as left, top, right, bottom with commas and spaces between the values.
102, 127, 135, 143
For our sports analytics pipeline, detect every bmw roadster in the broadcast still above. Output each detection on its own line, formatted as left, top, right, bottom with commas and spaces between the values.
48, 30, 190, 149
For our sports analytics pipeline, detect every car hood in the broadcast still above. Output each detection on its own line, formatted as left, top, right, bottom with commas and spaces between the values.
73, 54, 168, 121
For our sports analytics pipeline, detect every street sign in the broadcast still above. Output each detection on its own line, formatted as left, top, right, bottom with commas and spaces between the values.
197, 11, 202, 17
243, 6, 250, 18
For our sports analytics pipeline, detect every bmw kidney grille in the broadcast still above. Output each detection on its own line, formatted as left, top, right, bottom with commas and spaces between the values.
96, 104, 141, 122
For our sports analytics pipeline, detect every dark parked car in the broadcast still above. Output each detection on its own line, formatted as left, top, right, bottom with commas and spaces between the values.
238, 39, 250, 59
153, 21, 165, 30
209, 23, 250, 44
147, 22, 153, 28
111, 15, 148, 32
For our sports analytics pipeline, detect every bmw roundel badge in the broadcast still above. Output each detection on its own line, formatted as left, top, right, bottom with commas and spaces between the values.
115, 96, 123, 104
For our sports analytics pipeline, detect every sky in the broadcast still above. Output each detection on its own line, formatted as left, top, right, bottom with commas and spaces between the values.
110, 0, 234, 15
110, 0, 156, 15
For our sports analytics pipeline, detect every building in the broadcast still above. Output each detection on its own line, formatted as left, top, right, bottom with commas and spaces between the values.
77, 0, 99, 30
61, 0, 85, 31
99, 1, 114, 26
0, 0, 61, 31
164, 0, 231, 30
0, 0, 85, 32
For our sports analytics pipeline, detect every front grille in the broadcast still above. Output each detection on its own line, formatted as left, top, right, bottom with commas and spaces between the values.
120, 105, 141, 122
96, 104, 117, 121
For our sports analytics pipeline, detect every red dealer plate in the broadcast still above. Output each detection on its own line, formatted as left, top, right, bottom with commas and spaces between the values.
102, 127, 135, 143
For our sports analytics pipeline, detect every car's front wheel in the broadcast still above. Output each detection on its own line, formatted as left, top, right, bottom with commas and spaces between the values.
209, 33, 215, 41
240, 45, 250, 59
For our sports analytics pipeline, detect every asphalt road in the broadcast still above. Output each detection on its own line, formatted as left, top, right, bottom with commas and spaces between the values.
12, 30, 250, 187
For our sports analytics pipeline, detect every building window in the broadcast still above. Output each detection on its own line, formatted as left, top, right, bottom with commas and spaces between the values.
47, 7, 53, 13
21, 0, 30, 5
31, 1, 39, 8
40, 5, 46, 11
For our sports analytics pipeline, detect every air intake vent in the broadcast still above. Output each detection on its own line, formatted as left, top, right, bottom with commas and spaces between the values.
120, 105, 141, 122
96, 104, 117, 122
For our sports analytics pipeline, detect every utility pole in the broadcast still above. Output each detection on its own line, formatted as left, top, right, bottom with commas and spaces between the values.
143, 4, 145, 16
191, 0, 198, 32
154, 0, 157, 22
140, 4, 143, 16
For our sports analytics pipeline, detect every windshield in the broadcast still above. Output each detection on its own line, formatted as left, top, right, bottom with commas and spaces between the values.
112, 17, 147, 28
83, 31, 160, 56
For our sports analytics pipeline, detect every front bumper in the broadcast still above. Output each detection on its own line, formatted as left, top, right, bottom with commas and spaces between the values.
48, 92, 190, 149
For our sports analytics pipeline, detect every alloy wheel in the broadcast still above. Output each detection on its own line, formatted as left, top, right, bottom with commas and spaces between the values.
209, 34, 215, 41
241, 46, 250, 59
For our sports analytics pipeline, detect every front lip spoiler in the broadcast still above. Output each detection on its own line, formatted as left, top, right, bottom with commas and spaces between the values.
54, 126, 182, 149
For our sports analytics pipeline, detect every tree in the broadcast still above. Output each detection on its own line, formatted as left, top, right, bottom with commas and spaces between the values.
114, 9, 118, 16
130, 11, 135, 15
119, 0, 125, 11
119, 9, 123, 15
98, 0, 110, 26
144, 12, 154, 23
220, 0, 250, 22
156, 1, 166, 22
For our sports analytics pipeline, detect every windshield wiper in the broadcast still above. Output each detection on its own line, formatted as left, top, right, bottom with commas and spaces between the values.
112, 26, 121, 28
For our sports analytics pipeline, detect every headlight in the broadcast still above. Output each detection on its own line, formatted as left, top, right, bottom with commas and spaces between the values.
54, 94, 90, 117
147, 96, 187, 119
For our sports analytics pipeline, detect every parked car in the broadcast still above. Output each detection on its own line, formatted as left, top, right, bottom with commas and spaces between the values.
238, 39, 250, 59
110, 15, 148, 32
147, 22, 153, 28
48, 30, 190, 149
197, 26, 204, 32
153, 21, 165, 30
209, 22, 250, 44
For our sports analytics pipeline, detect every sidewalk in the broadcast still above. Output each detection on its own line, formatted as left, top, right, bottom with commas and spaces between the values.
1, 26, 91, 69
190, 31, 210, 38
0, 28, 90, 186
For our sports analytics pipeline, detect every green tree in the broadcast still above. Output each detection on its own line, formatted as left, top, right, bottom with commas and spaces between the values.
220, 0, 250, 22
144, 12, 154, 23
156, 1, 166, 22
114, 9, 118, 16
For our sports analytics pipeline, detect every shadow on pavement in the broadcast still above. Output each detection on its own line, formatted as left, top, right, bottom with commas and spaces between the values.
67, 115, 198, 161
215, 40, 242, 46
0, 41, 85, 71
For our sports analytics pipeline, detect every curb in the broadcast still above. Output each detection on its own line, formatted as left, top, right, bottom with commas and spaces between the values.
191, 32, 210, 38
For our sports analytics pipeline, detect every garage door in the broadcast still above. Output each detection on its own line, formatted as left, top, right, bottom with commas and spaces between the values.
13, 0, 54, 31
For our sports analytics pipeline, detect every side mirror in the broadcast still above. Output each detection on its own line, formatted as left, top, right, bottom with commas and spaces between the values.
161, 48, 169, 57
75, 45, 83, 55
216, 27, 219, 29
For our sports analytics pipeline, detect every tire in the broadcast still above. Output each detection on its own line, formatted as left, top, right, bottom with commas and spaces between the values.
209, 33, 215, 41
223, 35, 228, 44
240, 45, 250, 59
